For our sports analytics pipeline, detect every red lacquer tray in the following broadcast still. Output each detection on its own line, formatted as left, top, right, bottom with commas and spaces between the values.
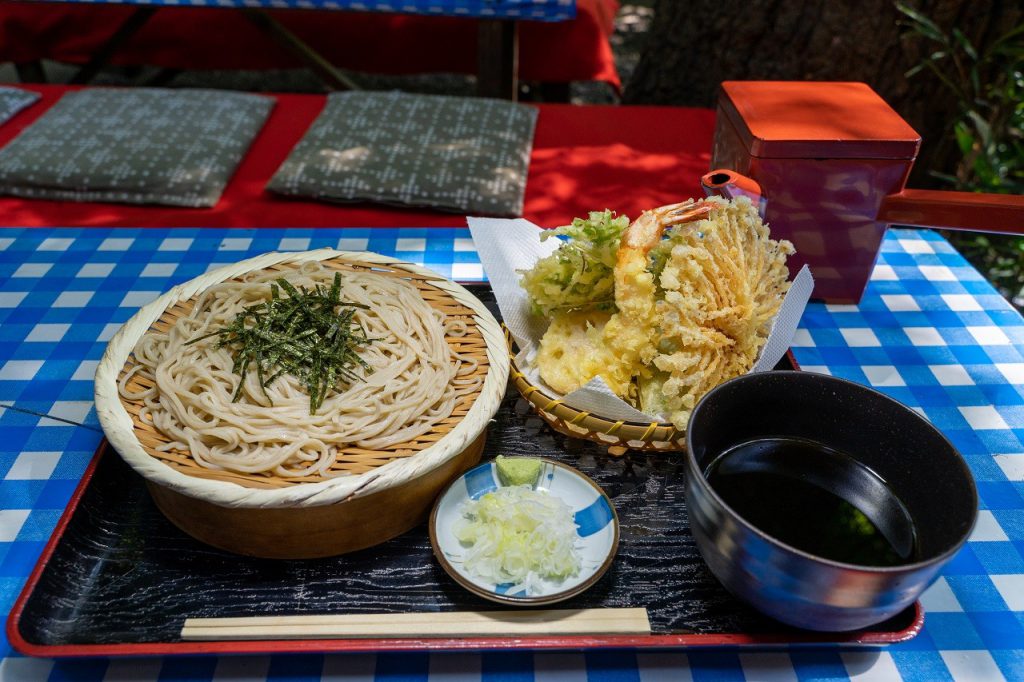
8, 421, 922, 657
7, 287, 922, 656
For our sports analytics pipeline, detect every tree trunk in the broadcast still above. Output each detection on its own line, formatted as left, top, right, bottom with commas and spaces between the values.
624, 0, 1022, 187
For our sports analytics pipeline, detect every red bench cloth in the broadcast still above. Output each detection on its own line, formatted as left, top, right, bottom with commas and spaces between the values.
0, 85, 716, 228
0, 0, 620, 88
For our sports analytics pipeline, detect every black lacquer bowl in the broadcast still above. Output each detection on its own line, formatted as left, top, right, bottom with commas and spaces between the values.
685, 371, 978, 632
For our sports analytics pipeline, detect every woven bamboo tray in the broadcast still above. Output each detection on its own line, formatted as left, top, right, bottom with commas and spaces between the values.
94, 250, 509, 559
506, 330, 685, 454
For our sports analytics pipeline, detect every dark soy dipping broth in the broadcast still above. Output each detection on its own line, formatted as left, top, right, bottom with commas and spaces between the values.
704, 437, 919, 567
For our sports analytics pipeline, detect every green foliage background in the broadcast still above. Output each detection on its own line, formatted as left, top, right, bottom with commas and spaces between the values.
898, 3, 1024, 307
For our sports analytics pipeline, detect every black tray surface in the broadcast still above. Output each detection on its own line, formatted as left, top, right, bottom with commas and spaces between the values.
17, 285, 915, 647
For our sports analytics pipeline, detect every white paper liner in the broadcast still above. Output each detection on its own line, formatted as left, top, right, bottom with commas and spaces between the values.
468, 216, 814, 423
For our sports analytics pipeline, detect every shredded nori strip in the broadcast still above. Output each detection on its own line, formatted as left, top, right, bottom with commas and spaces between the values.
185, 272, 373, 414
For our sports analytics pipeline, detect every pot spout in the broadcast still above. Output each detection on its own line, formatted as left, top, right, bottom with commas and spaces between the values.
701, 169, 767, 218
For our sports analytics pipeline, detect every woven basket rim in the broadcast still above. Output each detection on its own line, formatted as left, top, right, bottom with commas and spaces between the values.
505, 329, 686, 451
505, 328, 674, 428
94, 249, 509, 509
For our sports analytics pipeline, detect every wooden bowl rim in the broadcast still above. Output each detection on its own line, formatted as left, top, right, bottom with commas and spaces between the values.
94, 249, 509, 509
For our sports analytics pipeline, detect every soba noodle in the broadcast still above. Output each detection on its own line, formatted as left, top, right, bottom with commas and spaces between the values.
119, 262, 481, 478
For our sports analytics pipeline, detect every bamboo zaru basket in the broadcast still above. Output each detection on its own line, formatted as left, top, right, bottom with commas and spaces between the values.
505, 330, 686, 455
94, 250, 509, 559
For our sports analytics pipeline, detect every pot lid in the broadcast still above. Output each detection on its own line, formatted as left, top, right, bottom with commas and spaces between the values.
719, 81, 921, 159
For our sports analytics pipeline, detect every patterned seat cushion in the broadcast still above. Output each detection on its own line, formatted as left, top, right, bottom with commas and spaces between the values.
0, 87, 40, 125
0, 88, 273, 207
267, 92, 538, 217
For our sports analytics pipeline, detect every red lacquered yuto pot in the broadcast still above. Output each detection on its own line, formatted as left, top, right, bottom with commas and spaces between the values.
701, 81, 1024, 303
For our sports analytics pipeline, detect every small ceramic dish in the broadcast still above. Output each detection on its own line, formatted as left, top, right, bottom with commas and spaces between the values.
429, 458, 619, 606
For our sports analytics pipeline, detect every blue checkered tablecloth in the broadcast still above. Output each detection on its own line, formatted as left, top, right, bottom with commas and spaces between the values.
31, 0, 575, 20
0, 226, 1022, 681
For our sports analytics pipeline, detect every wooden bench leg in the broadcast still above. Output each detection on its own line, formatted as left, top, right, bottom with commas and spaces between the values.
242, 9, 359, 92
538, 82, 571, 102
143, 68, 182, 87
70, 7, 158, 84
14, 61, 46, 83
477, 20, 519, 101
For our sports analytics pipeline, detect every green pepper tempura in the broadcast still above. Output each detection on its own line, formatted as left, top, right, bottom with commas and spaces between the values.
519, 210, 629, 316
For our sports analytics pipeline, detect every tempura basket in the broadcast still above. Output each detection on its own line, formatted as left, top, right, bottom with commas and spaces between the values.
94, 250, 509, 559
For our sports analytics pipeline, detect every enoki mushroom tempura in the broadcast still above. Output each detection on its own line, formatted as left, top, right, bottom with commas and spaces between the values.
119, 263, 481, 478
650, 197, 793, 427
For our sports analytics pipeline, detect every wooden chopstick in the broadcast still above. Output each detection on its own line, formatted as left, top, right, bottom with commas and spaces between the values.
181, 608, 650, 640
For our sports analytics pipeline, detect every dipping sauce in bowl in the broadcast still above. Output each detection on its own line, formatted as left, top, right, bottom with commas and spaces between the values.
705, 436, 917, 568
685, 371, 977, 632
